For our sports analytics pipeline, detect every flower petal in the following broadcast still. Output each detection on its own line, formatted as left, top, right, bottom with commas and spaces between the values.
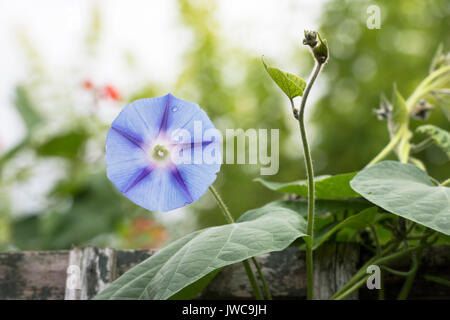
112, 95, 170, 145
164, 94, 204, 136
173, 161, 220, 206
123, 168, 195, 212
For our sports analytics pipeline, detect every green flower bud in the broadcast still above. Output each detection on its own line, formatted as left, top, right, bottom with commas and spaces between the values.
312, 33, 329, 64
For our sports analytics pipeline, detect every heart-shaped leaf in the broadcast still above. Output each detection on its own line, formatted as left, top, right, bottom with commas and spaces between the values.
350, 161, 450, 235
263, 59, 306, 99
94, 205, 307, 300
255, 172, 359, 199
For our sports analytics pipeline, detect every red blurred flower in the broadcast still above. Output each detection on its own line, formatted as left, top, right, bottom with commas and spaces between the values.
82, 79, 94, 90
103, 85, 121, 101
123, 216, 168, 249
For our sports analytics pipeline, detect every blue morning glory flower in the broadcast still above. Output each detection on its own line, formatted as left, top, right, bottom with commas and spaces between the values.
105, 93, 221, 212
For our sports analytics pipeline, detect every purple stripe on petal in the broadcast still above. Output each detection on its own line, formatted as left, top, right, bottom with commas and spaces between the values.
158, 94, 171, 136
112, 126, 145, 149
169, 164, 193, 202
123, 166, 153, 193
171, 140, 214, 149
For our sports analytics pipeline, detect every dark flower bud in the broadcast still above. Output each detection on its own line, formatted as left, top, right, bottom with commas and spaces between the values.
373, 94, 392, 120
411, 99, 434, 120
303, 30, 318, 48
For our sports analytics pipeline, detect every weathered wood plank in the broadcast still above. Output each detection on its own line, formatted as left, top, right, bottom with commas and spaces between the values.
0, 251, 69, 299
64, 247, 116, 300
313, 243, 360, 300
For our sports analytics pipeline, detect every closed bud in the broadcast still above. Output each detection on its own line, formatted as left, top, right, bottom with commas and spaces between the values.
373, 94, 392, 120
303, 30, 318, 48
411, 99, 434, 120
313, 33, 329, 64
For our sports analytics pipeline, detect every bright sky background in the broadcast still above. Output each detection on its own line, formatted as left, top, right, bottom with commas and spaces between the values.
0, 0, 325, 152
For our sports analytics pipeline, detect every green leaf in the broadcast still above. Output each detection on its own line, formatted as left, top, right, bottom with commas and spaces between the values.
388, 85, 408, 135
168, 269, 221, 300
262, 199, 371, 217
416, 124, 450, 157
312, 207, 378, 249
36, 131, 87, 159
350, 161, 450, 235
94, 206, 307, 300
262, 59, 306, 99
14, 86, 42, 133
254, 172, 360, 199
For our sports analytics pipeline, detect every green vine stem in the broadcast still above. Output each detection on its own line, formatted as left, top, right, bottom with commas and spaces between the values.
208, 185, 267, 300
296, 61, 323, 300
366, 64, 450, 167
424, 274, 450, 288
370, 225, 384, 300
366, 125, 406, 167
397, 248, 422, 300
406, 65, 450, 110
251, 257, 272, 300
331, 243, 418, 299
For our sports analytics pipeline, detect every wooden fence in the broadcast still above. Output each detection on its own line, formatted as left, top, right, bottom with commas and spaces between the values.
1, 244, 449, 300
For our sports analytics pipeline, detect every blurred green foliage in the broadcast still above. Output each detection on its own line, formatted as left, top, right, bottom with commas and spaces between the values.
313, 0, 449, 179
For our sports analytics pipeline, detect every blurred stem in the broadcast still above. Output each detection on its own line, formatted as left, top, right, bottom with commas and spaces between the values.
424, 275, 450, 288
368, 65, 450, 168
397, 247, 422, 300
331, 245, 418, 300
334, 275, 369, 300
208, 185, 265, 300
441, 178, 450, 186
406, 65, 450, 111
411, 138, 433, 154
366, 125, 406, 167
296, 61, 323, 300
370, 225, 384, 300
251, 257, 272, 300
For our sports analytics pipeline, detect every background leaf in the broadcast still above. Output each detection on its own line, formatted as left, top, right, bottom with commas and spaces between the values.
255, 172, 359, 199
350, 161, 450, 235
14, 85, 42, 133
312, 207, 378, 249
254, 198, 371, 218
262, 59, 306, 99
416, 124, 450, 157
36, 131, 87, 159
95, 205, 307, 300
388, 85, 409, 135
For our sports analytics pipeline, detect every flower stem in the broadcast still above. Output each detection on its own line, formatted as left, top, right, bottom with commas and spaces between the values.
208, 185, 266, 300
296, 61, 323, 300
209, 185, 234, 224
251, 257, 272, 300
